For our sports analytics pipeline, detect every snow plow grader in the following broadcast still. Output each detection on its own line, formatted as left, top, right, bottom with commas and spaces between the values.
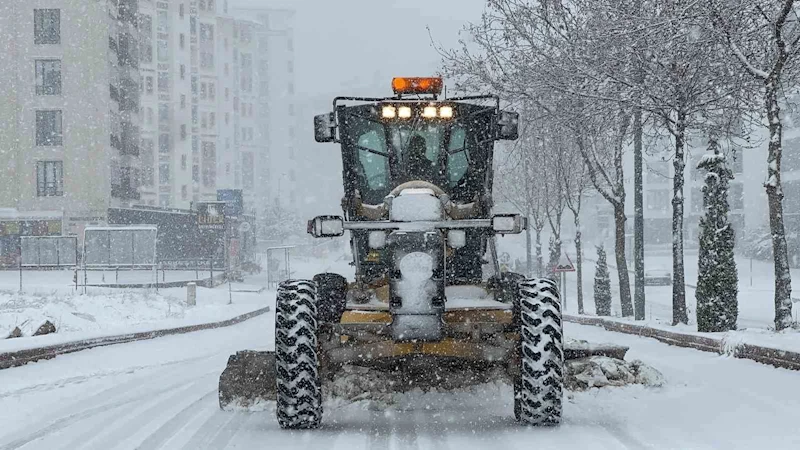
219, 77, 565, 428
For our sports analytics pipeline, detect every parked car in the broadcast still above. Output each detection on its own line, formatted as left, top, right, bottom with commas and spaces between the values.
644, 268, 672, 286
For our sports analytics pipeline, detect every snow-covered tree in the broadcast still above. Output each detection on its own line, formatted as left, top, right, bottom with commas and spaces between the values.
696, 143, 738, 331
594, 245, 612, 316
708, 0, 798, 330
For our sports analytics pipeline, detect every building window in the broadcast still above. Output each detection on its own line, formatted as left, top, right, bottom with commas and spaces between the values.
36, 161, 64, 196
146, 76, 154, 94
181, 154, 187, 170
242, 153, 254, 189
209, 83, 215, 100
141, 139, 154, 186
159, 133, 170, 153
159, 162, 170, 184
182, 185, 188, 200
180, 94, 186, 109
180, 64, 186, 80
157, 39, 169, 62
36, 110, 63, 146
646, 189, 670, 211
159, 194, 171, 207
159, 103, 169, 123
139, 15, 153, 63
202, 142, 216, 187
179, 4, 185, 18
192, 164, 200, 182
192, 106, 198, 125
35, 59, 61, 95
34, 9, 60, 45
157, 10, 169, 34
225, 112, 230, 125
200, 24, 215, 69
147, 107, 154, 125
200, 82, 207, 99
181, 124, 187, 140
180, 33, 185, 50
158, 72, 169, 92
209, 112, 215, 128
729, 183, 744, 210
240, 53, 253, 92
201, 112, 208, 129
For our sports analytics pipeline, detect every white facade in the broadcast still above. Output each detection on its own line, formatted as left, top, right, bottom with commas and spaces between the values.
136, 0, 266, 212
232, 5, 299, 217
0, 0, 141, 237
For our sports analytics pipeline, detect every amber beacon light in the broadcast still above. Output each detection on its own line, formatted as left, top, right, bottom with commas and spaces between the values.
392, 77, 443, 95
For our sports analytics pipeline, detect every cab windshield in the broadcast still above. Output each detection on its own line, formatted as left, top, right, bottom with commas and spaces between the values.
343, 110, 486, 204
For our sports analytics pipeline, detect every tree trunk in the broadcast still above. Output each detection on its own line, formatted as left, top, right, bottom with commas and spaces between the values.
672, 112, 688, 325
574, 214, 584, 314
634, 106, 646, 320
614, 203, 634, 316
535, 227, 543, 277
525, 220, 533, 277
765, 81, 793, 330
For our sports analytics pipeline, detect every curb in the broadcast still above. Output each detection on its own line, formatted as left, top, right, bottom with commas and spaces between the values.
0, 306, 271, 370
564, 314, 800, 371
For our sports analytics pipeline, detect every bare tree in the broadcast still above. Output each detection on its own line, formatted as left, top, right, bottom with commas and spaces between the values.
496, 129, 549, 277
557, 132, 591, 314
709, 0, 798, 330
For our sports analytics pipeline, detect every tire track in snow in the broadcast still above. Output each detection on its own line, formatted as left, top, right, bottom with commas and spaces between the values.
0, 362, 218, 450
132, 390, 217, 450
84, 375, 218, 450
179, 406, 239, 450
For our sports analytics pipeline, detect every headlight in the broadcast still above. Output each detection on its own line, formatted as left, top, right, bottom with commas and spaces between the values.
447, 230, 466, 249
439, 106, 453, 118
422, 106, 438, 118
382, 106, 397, 118
368, 231, 386, 249
398, 106, 412, 119
398, 252, 434, 282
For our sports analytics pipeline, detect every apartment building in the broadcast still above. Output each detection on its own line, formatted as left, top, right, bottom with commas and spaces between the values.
0, 0, 141, 243
136, 0, 268, 213
584, 137, 749, 249
232, 4, 298, 216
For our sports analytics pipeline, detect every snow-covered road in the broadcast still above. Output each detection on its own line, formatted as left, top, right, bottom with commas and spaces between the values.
2, 299, 799, 450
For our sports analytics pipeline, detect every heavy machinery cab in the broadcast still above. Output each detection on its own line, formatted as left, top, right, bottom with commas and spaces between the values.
336, 101, 495, 205
313, 78, 520, 286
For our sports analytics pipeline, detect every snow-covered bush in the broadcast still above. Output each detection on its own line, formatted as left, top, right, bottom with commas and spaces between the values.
695, 148, 738, 332
594, 245, 612, 316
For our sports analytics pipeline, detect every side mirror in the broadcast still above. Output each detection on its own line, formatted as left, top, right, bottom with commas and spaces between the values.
497, 111, 519, 141
492, 214, 526, 235
308, 215, 345, 238
314, 112, 336, 143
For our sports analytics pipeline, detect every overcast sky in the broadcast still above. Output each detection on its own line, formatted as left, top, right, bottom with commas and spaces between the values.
234, 0, 486, 102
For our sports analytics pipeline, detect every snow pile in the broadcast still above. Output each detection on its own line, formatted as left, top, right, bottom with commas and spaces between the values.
566, 356, 664, 390
0, 289, 187, 338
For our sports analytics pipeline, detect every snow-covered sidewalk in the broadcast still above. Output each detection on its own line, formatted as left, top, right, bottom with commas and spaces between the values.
0, 272, 272, 354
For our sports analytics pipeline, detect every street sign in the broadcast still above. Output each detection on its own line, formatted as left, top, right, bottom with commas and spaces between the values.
196, 202, 225, 230
553, 252, 576, 272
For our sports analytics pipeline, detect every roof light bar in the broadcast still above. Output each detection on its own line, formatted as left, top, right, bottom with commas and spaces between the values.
392, 77, 443, 95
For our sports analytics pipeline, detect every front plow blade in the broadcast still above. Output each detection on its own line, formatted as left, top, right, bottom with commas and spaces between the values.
218, 350, 276, 410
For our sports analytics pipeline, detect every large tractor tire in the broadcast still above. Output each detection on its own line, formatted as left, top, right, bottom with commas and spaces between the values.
313, 273, 348, 323
275, 280, 323, 429
514, 278, 564, 426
